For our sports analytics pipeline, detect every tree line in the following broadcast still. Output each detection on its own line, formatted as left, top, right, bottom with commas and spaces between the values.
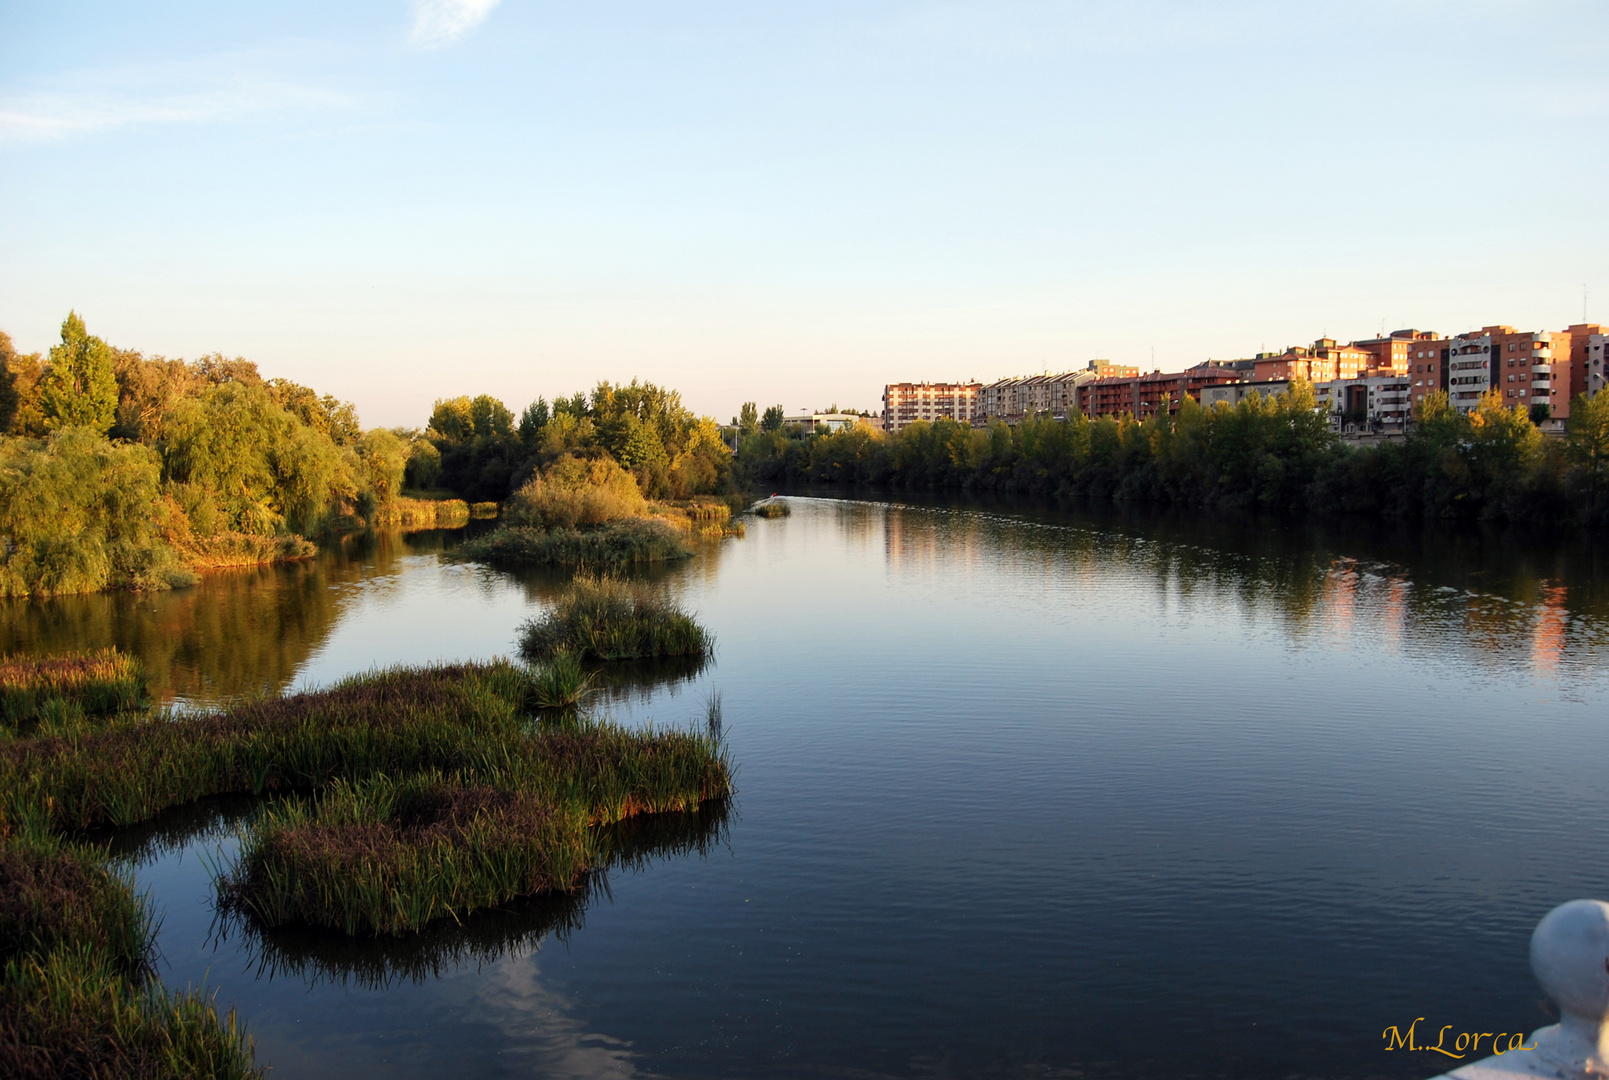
737, 381, 1609, 526
0, 314, 737, 596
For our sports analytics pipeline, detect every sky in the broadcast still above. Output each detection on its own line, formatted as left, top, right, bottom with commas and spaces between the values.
2, 1, 1607, 428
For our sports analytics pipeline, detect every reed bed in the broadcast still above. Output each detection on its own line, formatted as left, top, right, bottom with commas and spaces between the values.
1, 648, 147, 738
469, 502, 499, 519
518, 577, 714, 663
0, 655, 732, 1070
369, 497, 471, 529
0, 832, 260, 1079
751, 499, 790, 518
458, 518, 693, 569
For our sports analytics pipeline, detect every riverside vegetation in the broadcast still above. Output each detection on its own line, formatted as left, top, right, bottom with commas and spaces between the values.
0, 316, 740, 597
0, 644, 731, 1078
737, 383, 1609, 526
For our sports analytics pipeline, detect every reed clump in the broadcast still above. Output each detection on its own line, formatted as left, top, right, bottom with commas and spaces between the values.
1, 648, 147, 738
517, 577, 714, 663
751, 499, 790, 518
469, 501, 499, 519
529, 653, 594, 710
458, 518, 693, 569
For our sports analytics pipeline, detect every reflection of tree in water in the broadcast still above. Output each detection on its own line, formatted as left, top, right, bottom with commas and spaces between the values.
0, 529, 467, 705
218, 800, 731, 992
859, 489, 1609, 676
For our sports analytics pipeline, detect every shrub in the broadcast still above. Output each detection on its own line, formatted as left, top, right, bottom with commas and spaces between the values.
518, 577, 713, 662
503, 454, 646, 530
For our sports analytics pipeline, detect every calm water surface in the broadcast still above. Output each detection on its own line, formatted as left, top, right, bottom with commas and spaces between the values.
5, 497, 1609, 1079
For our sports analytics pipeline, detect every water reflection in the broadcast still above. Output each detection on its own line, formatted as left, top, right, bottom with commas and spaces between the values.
0, 529, 471, 704
850, 493, 1609, 682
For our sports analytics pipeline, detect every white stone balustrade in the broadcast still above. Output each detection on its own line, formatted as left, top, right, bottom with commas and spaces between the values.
1433, 899, 1609, 1079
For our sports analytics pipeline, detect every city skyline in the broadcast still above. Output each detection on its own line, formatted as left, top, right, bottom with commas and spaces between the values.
3, 1, 1607, 428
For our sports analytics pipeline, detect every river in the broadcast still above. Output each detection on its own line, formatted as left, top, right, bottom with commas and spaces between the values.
5, 496, 1607, 1079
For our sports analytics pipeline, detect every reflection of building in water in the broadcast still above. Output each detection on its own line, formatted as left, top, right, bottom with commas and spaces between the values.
883, 507, 985, 578
1320, 560, 1358, 640
1532, 584, 1567, 675
1380, 576, 1408, 654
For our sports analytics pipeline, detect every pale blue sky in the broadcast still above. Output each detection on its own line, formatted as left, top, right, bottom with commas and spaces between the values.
2, 1, 1606, 427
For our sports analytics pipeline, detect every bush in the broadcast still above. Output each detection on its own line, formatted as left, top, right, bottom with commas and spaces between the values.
503, 454, 646, 530
518, 577, 713, 662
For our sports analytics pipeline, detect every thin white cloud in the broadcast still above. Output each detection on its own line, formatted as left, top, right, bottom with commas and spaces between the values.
0, 81, 354, 143
410, 0, 504, 48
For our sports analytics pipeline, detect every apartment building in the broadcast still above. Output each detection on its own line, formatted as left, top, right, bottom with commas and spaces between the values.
1587, 329, 1609, 397
1568, 324, 1606, 400
881, 381, 982, 432
1447, 331, 1496, 412
976, 360, 1138, 421
1490, 327, 1575, 429
1076, 367, 1240, 420
1319, 374, 1414, 432
1252, 338, 1370, 383
1409, 333, 1460, 410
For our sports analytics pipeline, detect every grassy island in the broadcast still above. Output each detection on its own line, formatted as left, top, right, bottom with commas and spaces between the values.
0, 649, 732, 1077
518, 577, 714, 663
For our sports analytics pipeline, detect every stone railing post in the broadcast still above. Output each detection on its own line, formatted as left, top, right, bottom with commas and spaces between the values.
1434, 899, 1609, 1079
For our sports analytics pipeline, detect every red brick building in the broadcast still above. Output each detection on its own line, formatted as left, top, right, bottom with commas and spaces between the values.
1075, 367, 1240, 420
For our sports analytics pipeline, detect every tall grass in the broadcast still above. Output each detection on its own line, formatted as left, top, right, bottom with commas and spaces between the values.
368, 497, 470, 529
750, 499, 790, 518
0, 648, 147, 737
0, 831, 261, 1079
518, 577, 714, 662
458, 518, 693, 569
529, 653, 594, 710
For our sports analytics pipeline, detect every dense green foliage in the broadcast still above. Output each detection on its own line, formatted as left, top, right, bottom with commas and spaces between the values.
517, 576, 714, 662
422, 379, 736, 503
0, 314, 418, 596
0, 314, 740, 596
741, 384, 1609, 526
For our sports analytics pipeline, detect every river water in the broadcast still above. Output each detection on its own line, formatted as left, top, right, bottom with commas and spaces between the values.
5, 496, 1608, 1079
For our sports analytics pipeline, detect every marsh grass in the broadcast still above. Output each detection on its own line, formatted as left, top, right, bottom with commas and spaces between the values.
1, 649, 147, 737
458, 518, 693, 569
225, 800, 729, 991
751, 499, 790, 518
469, 502, 499, 519
518, 577, 713, 663
529, 653, 594, 710
0, 656, 731, 1069
0, 832, 260, 1079
369, 497, 470, 529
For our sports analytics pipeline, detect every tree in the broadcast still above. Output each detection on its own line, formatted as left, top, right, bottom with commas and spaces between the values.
1566, 391, 1609, 516
0, 330, 18, 432
41, 311, 118, 434
738, 402, 759, 437
1529, 402, 1551, 427
761, 404, 785, 432
519, 398, 549, 444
